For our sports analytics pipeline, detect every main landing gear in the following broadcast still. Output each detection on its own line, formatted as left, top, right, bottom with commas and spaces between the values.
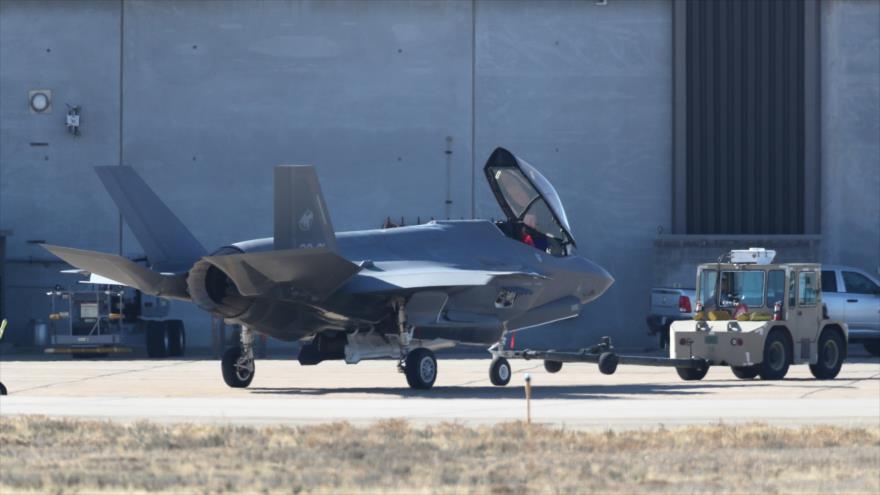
221, 326, 255, 388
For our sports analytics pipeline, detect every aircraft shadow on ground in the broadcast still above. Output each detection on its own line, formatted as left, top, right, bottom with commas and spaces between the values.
248, 381, 763, 399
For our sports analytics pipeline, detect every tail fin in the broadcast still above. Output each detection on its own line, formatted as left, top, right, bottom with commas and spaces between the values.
274, 165, 338, 251
95, 166, 205, 272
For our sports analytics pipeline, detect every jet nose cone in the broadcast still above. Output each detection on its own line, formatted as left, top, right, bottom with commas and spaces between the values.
577, 258, 614, 303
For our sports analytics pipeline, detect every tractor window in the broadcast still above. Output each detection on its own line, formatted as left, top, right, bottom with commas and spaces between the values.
698, 269, 717, 306
798, 271, 819, 306
719, 270, 765, 307
789, 272, 797, 307
766, 270, 785, 307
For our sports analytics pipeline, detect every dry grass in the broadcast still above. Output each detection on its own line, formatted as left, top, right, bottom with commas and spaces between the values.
0, 416, 878, 494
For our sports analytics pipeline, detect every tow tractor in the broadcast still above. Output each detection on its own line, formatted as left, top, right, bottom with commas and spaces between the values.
487, 249, 848, 383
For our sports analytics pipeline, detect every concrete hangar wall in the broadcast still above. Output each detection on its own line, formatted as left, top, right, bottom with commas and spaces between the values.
0, 0, 877, 351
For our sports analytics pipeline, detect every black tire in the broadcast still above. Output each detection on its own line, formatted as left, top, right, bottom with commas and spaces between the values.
166, 320, 186, 357
543, 360, 563, 374
405, 348, 437, 390
598, 352, 619, 375
489, 357, 512, 386
221, 346, 254, 388
731, 365, 760, 379
0, 382, 6, 395
759, 330, 791, 380
863, 340, 880, 357
676, 363, 709, 381
145, 320, 169, 358
810, 329, 846, 379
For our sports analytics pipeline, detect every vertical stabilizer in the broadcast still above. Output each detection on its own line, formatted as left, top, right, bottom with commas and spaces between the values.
274, 165, 337, 251
95, 166, 206, 272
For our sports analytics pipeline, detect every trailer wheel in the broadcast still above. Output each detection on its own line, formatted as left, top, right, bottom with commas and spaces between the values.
405, 348, 437, 390
489, 357, 511, 386
145, 320, 169, 358
598, 352, 618, 375
731, 365, 760, 379
543, 360, 563, 373
759, 330, 791, 380
676, 363, 709, 381
809, 329, 845, 380
166, 320, 186, 357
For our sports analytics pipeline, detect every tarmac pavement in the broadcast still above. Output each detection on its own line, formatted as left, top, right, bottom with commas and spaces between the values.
1, 356, 878, 428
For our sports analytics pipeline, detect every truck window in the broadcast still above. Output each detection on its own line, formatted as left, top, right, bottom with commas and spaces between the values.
842, 271, 879, 295
821, 270, 838, 292
766, 270, 785, 307
719, 270, 764, 307
798, 271, 819, 306
789, 273, 797, 307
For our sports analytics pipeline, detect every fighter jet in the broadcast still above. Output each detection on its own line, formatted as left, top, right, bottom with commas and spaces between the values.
43, 148, 613, 389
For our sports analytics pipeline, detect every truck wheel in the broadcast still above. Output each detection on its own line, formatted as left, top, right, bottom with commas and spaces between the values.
863, 341, 880, 357
759, 330, 791, 380
810, 330, 845, 380
731, 365, 760, 379
145, 320, 169, 358
676, 364, 709, 381
405, 348, 437, 390
543, 360, 563, 373
166, 320, 186, 357
489, 357, 511, 386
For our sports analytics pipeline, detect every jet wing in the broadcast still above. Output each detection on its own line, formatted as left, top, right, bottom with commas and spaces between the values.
42, 244, 189, 300
203, 248, 361, 299
341, 263, 548, 294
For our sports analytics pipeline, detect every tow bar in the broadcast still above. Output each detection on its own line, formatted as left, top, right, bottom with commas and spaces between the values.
495, 336, 709, 375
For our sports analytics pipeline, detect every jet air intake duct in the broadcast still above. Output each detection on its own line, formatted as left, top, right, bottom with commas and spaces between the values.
187, 247, 253, 318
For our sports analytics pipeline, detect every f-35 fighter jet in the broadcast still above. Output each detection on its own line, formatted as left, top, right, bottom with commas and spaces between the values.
44, 148, 613, 389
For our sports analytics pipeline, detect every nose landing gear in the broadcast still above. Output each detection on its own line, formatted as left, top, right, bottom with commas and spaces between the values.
221, 326, 255, 388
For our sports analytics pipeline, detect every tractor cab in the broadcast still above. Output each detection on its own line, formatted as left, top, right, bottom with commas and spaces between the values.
484, 147, 575, 257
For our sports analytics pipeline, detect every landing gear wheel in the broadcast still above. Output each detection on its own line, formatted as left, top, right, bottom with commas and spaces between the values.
810, 330, 845, 380
405, 348, 437, 390
543, 360, 563, 373
676, 363, 709, 381
759, 330, 791, 380
731, 365, 760, 379
221, 346, 254, 388
166, 320, 186, 357
489, 357, 511, 386
145, 320, 169, 358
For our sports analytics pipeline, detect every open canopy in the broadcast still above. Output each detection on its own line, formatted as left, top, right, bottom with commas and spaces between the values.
483, 147, 576, 248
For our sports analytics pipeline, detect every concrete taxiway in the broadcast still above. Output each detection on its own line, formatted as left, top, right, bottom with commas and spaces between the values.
1, 357, 878, 428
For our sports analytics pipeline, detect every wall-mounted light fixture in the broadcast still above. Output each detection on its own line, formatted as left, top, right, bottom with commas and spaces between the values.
28, 89, 52, 113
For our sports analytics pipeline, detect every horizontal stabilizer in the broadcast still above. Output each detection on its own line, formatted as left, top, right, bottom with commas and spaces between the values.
42, 244, 189, 300
204, 248, 360, 299
95, 166, 205, 272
